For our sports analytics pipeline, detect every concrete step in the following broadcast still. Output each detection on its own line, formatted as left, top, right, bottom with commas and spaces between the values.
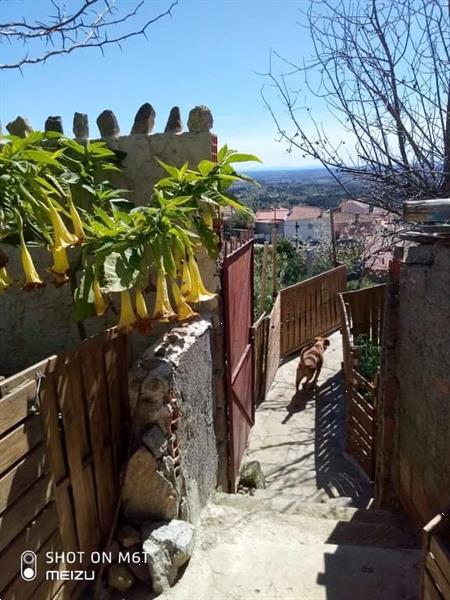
212, 493, 420, 549
162, 502, 422, 600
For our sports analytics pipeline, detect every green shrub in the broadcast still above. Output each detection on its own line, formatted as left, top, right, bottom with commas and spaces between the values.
354, 333, 381, 382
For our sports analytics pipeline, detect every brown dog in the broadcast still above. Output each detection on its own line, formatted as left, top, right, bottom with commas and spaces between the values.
295, 336, 330, 394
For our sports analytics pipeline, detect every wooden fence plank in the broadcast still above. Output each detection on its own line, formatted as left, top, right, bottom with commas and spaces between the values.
54, 360, 99, 554
430, 537, 450, 588
0, 505, 58, 592
426, 553, 450, 599
81, 339, 116, 539
104, 336, 125, 478
0, 357, 56, 399
348, 399, 374, 435
279, 265, 346, 357
0, 475, 53, 552
0, 443, 47, 513
0, 380, 37, 436
423, 570, 445, 600
0, 417, 43, 477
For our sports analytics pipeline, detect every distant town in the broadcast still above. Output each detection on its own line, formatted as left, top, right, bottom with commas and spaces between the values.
228, 168, 399, 279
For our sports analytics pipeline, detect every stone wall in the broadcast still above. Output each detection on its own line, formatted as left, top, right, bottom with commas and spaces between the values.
125, 319, 218, 525
386, 243, 450, 524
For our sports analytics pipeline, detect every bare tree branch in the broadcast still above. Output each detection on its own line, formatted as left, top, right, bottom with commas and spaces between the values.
0, 0, 178, 70
263, 0, 450, 213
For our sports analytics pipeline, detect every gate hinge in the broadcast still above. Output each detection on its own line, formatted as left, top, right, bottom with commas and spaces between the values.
29, 371, 45, 415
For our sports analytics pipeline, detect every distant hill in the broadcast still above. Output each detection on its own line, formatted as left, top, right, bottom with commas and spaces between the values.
233, 167, 361, 211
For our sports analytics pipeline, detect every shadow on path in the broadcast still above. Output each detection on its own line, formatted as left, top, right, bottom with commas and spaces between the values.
314, 372, 372, 507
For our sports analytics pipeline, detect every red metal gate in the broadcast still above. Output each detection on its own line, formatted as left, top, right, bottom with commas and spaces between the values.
222, 239, 254, 492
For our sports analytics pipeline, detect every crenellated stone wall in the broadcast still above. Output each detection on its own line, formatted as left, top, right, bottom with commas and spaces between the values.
6, 104, 216, 206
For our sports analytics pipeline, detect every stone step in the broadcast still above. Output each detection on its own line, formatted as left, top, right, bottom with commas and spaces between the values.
162, 502, 422, 600
212, 493, 419, 549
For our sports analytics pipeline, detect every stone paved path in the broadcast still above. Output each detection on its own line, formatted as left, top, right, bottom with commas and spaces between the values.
247, 331, 372, 505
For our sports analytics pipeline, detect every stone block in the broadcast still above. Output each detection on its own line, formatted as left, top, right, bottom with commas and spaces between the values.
142, 519, 195, 594
142, 424, 168, 459
122, 447, 178, 523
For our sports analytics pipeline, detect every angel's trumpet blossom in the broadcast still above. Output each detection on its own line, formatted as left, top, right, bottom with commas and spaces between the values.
93, 278, 107, 317
135, 287, 152, 333
180, 260, 191, 297
184, 255, 216, 303
171, 281, 198, 321
152, 271, 176, 322
21, 238, 44, 290
51, 246, 70, 286
48, 201, 78, 248
69, 197, 85, 243
118, 290, 137, 331
202, 209, 214, 229
0, 267, 12, 292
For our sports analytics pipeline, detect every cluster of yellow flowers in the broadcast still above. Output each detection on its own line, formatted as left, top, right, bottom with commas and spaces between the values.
0, 197, 85, 292
97, 253, 215, 333
0, 198, 215, 333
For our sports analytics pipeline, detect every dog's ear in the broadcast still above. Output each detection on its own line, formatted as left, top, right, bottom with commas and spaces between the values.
324, 339, 330, 347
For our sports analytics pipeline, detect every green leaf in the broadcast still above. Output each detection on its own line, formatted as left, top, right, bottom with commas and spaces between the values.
197, 160, 216, 176
217, 145, 228, 162
156, 158, 181, 180
225, 152, 262, 164
101, 248, 142, 293
73, 265, 95, 321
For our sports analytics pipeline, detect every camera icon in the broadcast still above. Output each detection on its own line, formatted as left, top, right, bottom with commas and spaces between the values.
21, 551, 37, 581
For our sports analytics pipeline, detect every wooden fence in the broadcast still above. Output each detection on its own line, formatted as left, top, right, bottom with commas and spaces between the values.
279, 265, 347, 358
251, 312, 269, 407
422, 508, 450, 599
340, 284, 386, 479
265, 295, 281, 396
0, 328, 129, 599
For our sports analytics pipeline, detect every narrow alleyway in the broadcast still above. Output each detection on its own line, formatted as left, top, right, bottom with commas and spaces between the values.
163, 333, 421, 600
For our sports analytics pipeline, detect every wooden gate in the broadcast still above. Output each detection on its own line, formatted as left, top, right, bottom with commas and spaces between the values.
340, 284, 386, 479
0, 328, 129, 599
279, 265, 347, 358
223, 239, 255, 492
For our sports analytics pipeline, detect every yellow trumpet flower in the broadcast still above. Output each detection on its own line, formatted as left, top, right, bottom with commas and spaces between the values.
20, 239, 44, 290
93, 278, 107, 317
48, 201, 78, 248
184, 255, 216, 303
118, 290, 137, 331
0, 267, 12, 292
135, 287, 152, 333
202, 209, 214, 229
50, 246, 70, 286
180, 260, 191, 296
69, 197, 85, 243
152, 271, 176, 322
171, 281, 198, 321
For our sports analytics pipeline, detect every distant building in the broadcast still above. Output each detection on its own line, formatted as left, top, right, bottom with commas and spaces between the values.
339, 200, 371, 214
254, 208, 289, 240
284, 205, 330, 243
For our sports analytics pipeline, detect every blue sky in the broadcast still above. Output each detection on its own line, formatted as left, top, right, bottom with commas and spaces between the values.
0, 0, 338, 168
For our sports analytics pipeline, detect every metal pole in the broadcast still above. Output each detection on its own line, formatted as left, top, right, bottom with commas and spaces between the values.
330, 208, 338, 267
272, 226, 277, 298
